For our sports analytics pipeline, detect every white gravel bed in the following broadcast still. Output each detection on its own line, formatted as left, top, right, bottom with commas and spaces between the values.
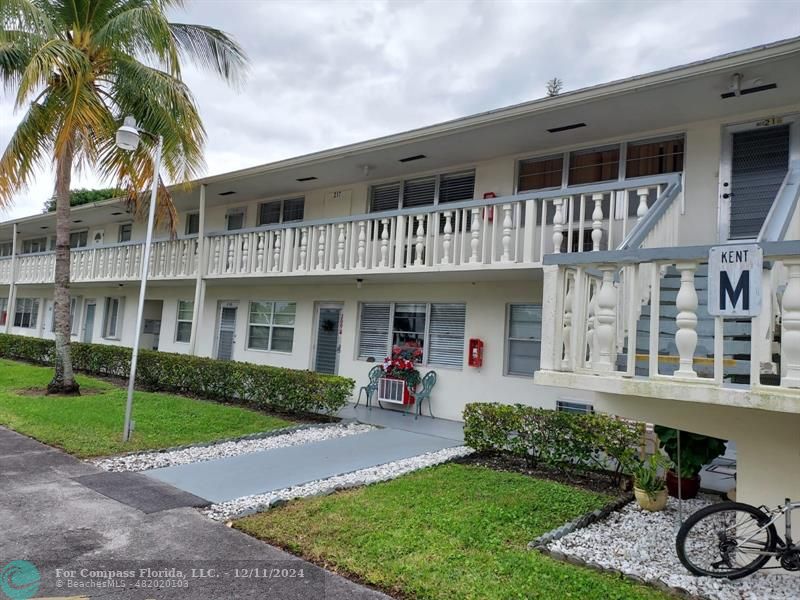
91, 423, 375, 472
203, 445, 473, 521
548, 497, 800, 600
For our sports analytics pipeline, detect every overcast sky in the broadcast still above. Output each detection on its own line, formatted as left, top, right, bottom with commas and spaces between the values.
1, 0, 798, 220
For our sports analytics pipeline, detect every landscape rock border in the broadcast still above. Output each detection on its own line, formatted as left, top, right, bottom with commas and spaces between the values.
527, 492, 633, 550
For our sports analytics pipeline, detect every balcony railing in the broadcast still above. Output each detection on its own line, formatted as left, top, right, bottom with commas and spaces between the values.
0, 174, 680, 286
536, 240, 800, 410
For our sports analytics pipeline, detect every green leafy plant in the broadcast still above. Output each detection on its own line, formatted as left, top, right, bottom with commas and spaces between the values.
629, 454, 670, 499
653, 426, 727, 479
0, 333, 352, 416
463, 402, 644, 485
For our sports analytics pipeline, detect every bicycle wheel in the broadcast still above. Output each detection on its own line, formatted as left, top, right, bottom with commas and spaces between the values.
676, 501, 778, 579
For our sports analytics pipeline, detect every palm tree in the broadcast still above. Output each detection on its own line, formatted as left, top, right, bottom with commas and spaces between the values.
0, 1, 247, 393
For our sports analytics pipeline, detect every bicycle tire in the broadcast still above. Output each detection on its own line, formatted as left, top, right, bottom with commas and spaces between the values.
676, 501, 778, 579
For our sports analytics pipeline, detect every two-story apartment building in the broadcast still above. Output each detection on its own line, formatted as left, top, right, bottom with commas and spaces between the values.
2, 38, 799, 508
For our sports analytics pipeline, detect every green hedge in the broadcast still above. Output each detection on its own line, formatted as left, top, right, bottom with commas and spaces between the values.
0, 333, 353, 415
463, 402, 644, 483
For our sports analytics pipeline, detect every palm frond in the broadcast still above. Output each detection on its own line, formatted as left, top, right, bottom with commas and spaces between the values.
0, 93, 61, 206
169, 22, 248, 87
93, 4, 181, 77
0, 0, 56, 38
14, 37, 91, 107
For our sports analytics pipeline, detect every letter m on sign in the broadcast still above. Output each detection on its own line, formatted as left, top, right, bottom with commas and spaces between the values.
720, 270, 749, 311
708, 244, 762, 317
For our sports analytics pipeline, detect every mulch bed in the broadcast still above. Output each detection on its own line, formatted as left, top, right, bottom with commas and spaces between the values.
15, 387, 106, 397
454, 452, 628, 496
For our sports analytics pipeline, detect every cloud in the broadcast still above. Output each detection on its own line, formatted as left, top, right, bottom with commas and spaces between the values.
1, 0, 797, 220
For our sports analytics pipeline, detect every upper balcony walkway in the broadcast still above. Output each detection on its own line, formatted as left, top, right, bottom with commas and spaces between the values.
0, 174, 680, 286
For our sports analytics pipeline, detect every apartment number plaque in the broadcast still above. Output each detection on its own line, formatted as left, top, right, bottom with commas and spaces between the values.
708, 244, 762, 317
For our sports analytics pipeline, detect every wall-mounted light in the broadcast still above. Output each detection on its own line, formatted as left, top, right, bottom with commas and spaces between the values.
356, 278, 363, 289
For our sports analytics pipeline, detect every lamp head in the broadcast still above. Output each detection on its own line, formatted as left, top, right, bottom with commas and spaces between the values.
116, 116, 140, 151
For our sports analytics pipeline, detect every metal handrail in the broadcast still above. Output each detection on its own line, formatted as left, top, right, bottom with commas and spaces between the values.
616, 179, 683, 251
757, 160, 800, 242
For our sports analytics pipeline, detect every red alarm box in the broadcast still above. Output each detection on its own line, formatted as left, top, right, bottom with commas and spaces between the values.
468, 338, 484, 367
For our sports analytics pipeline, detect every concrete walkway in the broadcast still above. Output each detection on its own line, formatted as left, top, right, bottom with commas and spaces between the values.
146, 425, 461, 503
0, 426, 388, 599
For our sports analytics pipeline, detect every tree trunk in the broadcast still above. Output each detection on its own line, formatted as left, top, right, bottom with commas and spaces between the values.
47, 140, 80, 395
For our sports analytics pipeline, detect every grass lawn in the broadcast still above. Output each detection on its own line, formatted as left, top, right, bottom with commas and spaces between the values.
235, 463, 668, 600
0, 359, 292, 457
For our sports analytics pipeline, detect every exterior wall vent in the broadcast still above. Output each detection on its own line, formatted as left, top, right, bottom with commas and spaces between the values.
398, 154, 427, 163
720, 83, 777, 99
547, 122, 586, 133
296, 176, 318, 182
218, 190, 236, 196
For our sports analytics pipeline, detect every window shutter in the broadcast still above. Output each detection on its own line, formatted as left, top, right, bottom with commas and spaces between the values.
283, 197, 305, 222
370, 183, 400, 212
438, 171, 475, 204
358, 303, 391, 360
258, 201, 281, 225
403, 177, 436, 207
428, 303, 466, 368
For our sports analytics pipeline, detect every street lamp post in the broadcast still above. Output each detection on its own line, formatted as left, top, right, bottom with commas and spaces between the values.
116, 116, 163, 442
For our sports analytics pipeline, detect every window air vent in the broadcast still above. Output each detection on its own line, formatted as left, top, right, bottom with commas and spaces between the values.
398, 154, 427, 163
547, 122, 586, 133
721, 83, 777, 99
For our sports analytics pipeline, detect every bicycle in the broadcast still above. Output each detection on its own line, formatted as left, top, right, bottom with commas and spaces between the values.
676, 498, 800, 579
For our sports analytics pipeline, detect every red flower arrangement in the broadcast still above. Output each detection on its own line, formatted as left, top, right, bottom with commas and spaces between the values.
381, 346, 422, 389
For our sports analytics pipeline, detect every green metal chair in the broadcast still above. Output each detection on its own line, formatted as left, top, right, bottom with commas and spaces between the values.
355, 365, 383, 409
414, 370, 437, 419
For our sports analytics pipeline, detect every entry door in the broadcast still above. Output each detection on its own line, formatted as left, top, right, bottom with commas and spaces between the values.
83, 302, 96, 343
216, 303, 238, 361
720, 121, 793, 240
314, 304, 343, 374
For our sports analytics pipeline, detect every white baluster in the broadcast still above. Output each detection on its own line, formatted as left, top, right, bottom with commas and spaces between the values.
586, 280, 596, 367
299, 228, 308, 270
637, 188, 650, 221
357, 221, 366, 268
562, 277, 573, 369
336, 224, 345, 269
442, 212, 453, 265
314, 226, 325, 270
594, 268, 617, 372
272, 231, 281, 272
226, 236, 235, 273
591, 193, 604, 252
470, 208, 481, 263
552, 199, 564, 254
379, 219, 390, 268
501, 204, 513, 262
781, 260, 800, 388
255, 233, 265, 272
674, 262, 699, 378
414, 215, 426, 267
241, 235, 249, 273
211, 238, 219, 274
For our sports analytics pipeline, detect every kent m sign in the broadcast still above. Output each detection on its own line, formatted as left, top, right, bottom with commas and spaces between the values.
708, 244, 762, 317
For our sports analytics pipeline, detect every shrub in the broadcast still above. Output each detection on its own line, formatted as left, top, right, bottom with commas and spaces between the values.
463, 402, 644, 484
0, 333, 353, 415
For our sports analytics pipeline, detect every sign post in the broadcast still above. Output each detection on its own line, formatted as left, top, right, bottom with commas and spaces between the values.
708, 244, 762, 317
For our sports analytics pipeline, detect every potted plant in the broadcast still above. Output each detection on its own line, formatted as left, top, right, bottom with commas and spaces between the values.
654, 426, 727, 499
629, 453, 670, 512
378, 346, 422, 405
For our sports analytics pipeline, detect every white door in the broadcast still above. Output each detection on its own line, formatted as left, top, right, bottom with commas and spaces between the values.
719, 117, 798, 241
313, 303, 343, 375
215, 302, 238, 361
82, 301, 96, 343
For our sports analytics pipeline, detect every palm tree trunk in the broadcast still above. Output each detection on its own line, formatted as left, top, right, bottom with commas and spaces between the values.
47, 140, 80, 395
